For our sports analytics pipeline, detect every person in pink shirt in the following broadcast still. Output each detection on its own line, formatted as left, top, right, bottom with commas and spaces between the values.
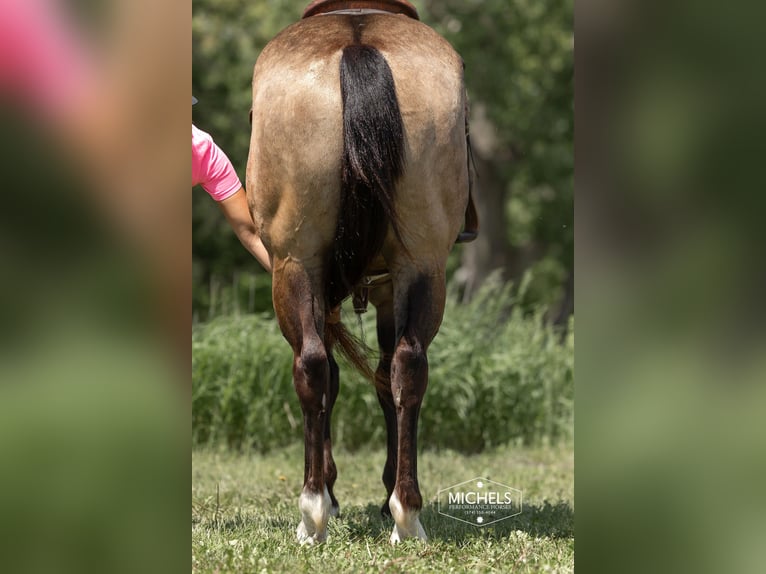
192, 121, 271, 273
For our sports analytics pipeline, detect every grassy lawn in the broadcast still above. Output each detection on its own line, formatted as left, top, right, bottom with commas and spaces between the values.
192, 443, 574, 573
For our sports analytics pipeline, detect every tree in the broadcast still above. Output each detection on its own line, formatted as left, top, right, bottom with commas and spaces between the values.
421, 0, 573, 315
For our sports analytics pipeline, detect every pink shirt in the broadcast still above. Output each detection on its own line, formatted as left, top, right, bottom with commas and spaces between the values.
192, 124, 242, 202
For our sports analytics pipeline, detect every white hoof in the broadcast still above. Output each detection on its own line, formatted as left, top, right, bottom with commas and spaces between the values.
296, 520, 327, 545
388, 491, 428, 544
296, 486, 331, 545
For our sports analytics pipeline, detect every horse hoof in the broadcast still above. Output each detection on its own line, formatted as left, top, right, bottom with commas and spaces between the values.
388, 491, 427, 544
296, 486, 331, 544
296, 521, 327, 545
389, 521, 427, 544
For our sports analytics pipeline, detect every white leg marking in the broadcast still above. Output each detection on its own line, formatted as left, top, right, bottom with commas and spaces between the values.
296, 486, 331, 545
389, 491, 428, 544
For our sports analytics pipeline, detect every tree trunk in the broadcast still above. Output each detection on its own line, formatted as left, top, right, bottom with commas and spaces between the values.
458, 154, 513, 300
456, 103, 516, 300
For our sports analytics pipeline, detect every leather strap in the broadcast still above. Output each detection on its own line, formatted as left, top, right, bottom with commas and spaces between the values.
455, 190, 478, 243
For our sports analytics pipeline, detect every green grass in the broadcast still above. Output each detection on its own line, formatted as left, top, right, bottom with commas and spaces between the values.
192, 443, 574, 573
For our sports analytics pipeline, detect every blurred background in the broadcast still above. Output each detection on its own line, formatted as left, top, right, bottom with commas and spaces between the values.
1, 1, 188, 573
577, 0, 766, 572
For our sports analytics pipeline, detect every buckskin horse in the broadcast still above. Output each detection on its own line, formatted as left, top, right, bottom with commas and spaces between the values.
246, 0, 477, 544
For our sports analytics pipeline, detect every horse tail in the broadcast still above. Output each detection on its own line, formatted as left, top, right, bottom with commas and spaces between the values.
330, 43, 405, 307
324, 43, 406, 378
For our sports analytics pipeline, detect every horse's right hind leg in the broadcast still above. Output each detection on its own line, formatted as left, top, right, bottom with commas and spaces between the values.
324, 351, 340, 517
272, 261, 332, 544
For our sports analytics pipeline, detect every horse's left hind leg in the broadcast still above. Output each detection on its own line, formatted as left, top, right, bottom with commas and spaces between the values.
387, 271, 447, 543
272, 262, 333, 544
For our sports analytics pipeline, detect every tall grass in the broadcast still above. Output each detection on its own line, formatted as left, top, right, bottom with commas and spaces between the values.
192, 279, 573, 453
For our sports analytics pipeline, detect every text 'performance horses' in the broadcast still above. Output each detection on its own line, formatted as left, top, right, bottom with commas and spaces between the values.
246, 1, 474, 545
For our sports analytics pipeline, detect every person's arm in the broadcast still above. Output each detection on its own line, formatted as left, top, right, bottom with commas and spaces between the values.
193, 125, 271, 273
218, 188, 272, 273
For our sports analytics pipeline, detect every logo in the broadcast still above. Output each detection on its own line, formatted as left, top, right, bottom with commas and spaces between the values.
437, 477, 522, 527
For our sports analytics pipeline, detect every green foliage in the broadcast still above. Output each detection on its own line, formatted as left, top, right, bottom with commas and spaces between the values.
424, 0, 574, 267
192, 269, 274, 322
192, 280, 573, 453
423, 278, 574, 451
192, 309, 294, 450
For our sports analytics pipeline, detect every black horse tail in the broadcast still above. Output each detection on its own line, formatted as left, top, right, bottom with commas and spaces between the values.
331, 43, 405, 306
325, 44, 406, 378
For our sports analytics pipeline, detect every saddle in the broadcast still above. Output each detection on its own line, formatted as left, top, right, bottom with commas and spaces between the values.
303, 0, 419, 19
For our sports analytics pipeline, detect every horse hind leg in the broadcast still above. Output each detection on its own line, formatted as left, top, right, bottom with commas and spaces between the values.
324, 350, 340, 517
370, 285, 398, 518
387, 271, 447, 543
272, 263, 333, 544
